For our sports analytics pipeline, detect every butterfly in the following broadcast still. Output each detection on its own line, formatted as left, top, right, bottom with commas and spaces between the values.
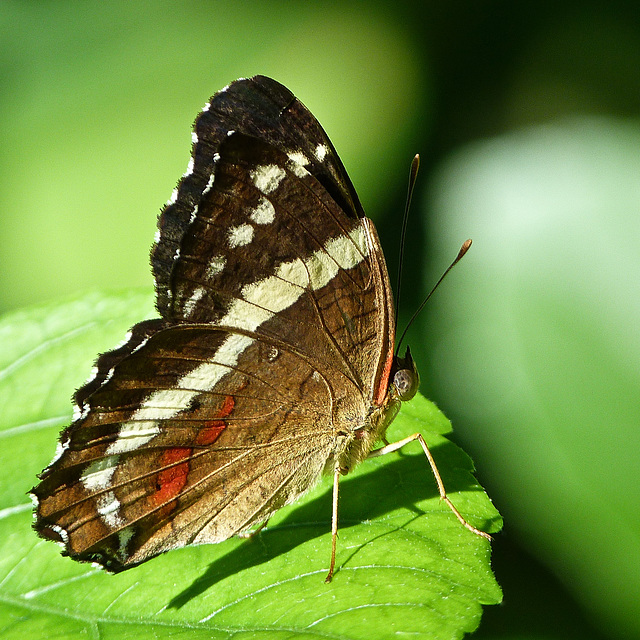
31, 75, 490, 582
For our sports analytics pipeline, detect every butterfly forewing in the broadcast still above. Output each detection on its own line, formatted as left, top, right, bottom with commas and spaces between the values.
165, 131, 391, 396
168, 133, 365, 321
153, 75, 364, 318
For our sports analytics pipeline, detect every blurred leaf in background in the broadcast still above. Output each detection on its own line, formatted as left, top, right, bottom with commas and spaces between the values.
412, 5, 640, 639
425, 118, 640, 639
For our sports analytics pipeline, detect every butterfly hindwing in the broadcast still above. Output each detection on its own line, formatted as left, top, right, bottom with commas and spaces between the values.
33, 324, 341, 570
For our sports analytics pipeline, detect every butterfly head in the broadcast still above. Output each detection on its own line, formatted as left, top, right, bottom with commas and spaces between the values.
391, 346, 420, 402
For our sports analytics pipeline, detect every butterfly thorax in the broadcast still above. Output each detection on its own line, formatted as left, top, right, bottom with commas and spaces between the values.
334, 347, 419, 475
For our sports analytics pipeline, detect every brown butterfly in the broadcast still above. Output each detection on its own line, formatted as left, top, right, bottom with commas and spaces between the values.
31, 76, 490, 581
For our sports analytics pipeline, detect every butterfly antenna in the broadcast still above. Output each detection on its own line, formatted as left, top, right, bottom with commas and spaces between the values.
396, 239, 472, 355
394, 154, 421, 327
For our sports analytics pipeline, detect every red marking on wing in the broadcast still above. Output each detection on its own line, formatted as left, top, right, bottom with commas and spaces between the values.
154, 447, 191, 506
196, 395, 235, 445
374, 349, 394, 406
152, 396, 235, 508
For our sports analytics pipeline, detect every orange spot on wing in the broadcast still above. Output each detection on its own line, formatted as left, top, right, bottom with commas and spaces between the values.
196, 395, 235, 445
375, 349, 394, 406
154, 447, 191, 506
153, 395, 235, 509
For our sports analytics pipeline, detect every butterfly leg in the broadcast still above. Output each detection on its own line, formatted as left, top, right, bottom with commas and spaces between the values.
325, 464, 341, 583
368, 433, 492, 541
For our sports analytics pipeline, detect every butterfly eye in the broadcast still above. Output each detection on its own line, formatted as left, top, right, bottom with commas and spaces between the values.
393, 368, 418, 401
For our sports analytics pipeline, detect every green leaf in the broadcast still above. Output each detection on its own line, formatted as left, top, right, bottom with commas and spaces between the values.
0, 291, 502, 640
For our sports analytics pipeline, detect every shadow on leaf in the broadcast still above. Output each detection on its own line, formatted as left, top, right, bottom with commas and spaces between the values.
168, 438, 499, 608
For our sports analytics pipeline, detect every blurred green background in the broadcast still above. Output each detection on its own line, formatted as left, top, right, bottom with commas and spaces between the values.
2, 2, 639, 639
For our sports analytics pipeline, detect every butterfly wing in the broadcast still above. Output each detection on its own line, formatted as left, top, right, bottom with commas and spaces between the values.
33, 325, 338, 570
32, 76, 396, 570
153, 75, 365, 318
163, 130, 395, 400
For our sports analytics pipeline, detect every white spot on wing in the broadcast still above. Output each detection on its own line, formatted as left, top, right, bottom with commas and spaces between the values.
183, 157, 195, 177
111, 330, 133, 352
81, 456, 119, 491
167, 188, 179, 205
96, 492, 123, 528
100, 369, 113, 387
83, 365, 100, 387
102, 367, 115, 387
48, 438, 69, 467
288, 160, 308, 179
250, 164, 285, 194
183, 287, 206, 316
112, 419, 164, 443
275, 258, 310, 289
249, 197, 275, 224
228, 223, 254, 247
286, 150, 309, 182
174, 333, 255, 391
220, 298, 273, 333
200, 338, 250, 386
81, 411, 162, 496
315, 143, 328, 161
202, 101, 211, 112
48, 523, 69, 546
202, 173, 215, 196
288, 150, 309, 166
73, 403, 89, 422
130, 336, 150, 356
191, 132, 198, 144
307, 225, 369, 289
207, 255, 226, 277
